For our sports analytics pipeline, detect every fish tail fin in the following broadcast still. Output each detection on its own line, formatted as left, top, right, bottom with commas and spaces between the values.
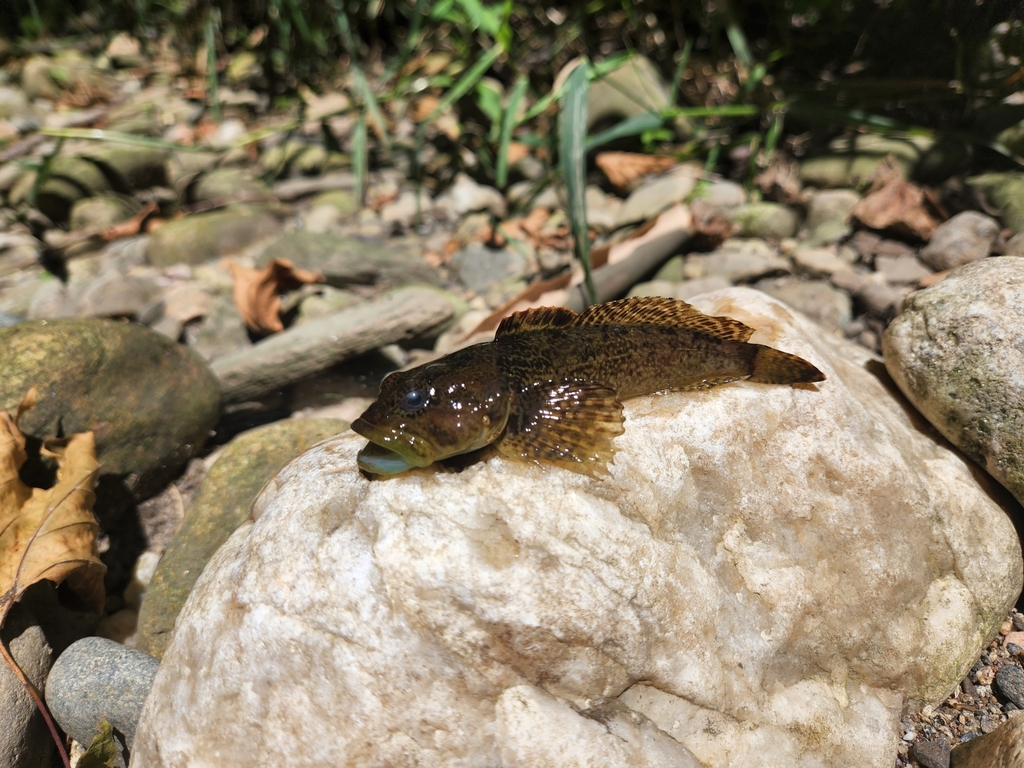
750, 346, 826, 384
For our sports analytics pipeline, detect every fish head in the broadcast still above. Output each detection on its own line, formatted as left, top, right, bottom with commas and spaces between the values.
352, 359, 511, 475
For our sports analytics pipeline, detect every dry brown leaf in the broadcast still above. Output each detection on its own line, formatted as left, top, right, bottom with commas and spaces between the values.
595, 152, 676, 192
1, 389, 105, 620
410, 95, 441, 123
506, 142, 530, 167
852, 175, 943, 241
0, 388, 103, 768
228, 258, 325, 334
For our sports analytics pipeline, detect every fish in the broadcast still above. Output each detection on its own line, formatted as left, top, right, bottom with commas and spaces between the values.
352, 296, 825, 475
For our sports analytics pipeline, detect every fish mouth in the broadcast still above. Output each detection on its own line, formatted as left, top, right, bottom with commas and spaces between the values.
351, 417, 434, 475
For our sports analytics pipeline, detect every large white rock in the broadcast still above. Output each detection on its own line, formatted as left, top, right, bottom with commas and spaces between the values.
132, 289, 1022, 768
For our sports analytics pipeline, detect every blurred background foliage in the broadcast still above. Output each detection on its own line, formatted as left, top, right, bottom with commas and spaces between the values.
2, 0, 1023, 183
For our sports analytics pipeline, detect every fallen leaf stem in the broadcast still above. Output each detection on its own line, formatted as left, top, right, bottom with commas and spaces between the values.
0, 631, 71, 768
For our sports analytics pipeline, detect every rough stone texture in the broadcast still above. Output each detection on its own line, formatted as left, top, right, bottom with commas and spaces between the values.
137, 418, 349, 658
995, 665, 1024, 709
450, 244, 530, 294
614, 165, 700, 227
919, 211, 1000, 272
883, 257, 1024, 506
805, 189, 861, 231
727, 202, 800, 240
912, 738, 950, 768
0, 318, 220, 499
754, 277, 852, 333
69, 194, 142, 232
133, 289, 1022, 768
257, 232, 440, 287
0, 605, 54, 768
685, 239, 791, 282
46, 637, 159, 751
949, 713, 1024, 767
146, 204, 282, 268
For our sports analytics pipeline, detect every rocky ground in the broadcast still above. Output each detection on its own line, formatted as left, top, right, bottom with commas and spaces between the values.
1, 35, 1024, 768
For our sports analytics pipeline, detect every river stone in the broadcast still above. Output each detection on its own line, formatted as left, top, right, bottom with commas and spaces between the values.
132, 288, 1021, 768
919, 211, 1000, 272
0, 318, 220, 498
686, 238, 791, 282
46, 637, 159, 752
727, 202, 800, 240
84, 146, 169, 191
614, 164, 701, 227
1, 605, 54, 768
189, 168, 274, 206
70, 194, 143, 232
136, 418, 349, 659
256, 231, 440, 287
754, 276, 852, 333
147, 205, 282, 268
450, 243, 529, 295
949, 713, 1024, 768
883, 257, 1024, 505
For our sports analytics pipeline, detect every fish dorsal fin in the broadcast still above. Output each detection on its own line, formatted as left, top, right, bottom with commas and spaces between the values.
496, 306, 579, 337
574, 297, 755, 342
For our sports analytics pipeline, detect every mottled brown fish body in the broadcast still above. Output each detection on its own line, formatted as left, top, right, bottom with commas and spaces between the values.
353, 297, 825, 475
493, 325, 795, 399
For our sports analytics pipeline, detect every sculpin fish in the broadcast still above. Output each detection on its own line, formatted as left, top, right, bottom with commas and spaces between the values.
352, 296, 825, 475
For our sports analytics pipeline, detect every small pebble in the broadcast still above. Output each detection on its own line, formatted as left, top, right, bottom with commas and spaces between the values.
45, 637, 159, 750
995, 664, 1024, 708
975, 665, 996, 686
911, 737, 950, 768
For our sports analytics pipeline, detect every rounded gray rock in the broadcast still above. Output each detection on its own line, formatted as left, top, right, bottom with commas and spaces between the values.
919, 211, 999, 272
1, 606, 54, 768
883, 257, 1024, 505
45, 637, 159, 751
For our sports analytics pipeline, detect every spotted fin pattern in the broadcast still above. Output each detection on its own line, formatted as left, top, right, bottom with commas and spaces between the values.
496, 296, 755, 343
497, 378, 625, 472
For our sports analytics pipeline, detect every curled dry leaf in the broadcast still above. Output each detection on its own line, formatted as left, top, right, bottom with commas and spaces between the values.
228, 258, 325, 334
595, 152, 677, 192
851, 155, 944, 241
0, 389, 106, 622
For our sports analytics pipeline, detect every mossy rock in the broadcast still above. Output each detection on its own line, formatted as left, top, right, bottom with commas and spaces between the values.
146, 204, 282, 268
135, 418, 349, 658
0, 318, 220, 498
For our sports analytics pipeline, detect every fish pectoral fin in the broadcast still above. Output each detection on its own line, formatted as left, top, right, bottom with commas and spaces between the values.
497, 379, 625, 471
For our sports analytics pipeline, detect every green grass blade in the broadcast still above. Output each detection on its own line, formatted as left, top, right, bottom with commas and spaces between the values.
422, 43, 504, 126
353, 110, 367, 207
204, 10, 221, 123
726, 19, 753, 70
669, 39, 693, 106
585, 111, 664, 151
559, 62, 596, 307
331, 1, 391, 153
496, 75, 528, 189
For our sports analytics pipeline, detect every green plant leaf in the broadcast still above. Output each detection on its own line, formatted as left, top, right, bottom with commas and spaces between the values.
559, 61, 596, 307
586, 111, 664, 151
496, 75, 528, 189
476, 80, 503, 127
77, 720, 118, 768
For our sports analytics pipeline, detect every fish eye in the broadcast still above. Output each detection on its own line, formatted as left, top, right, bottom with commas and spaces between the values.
399, 388, 427, 412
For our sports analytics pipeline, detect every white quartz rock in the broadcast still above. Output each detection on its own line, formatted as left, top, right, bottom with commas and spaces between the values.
132, 288, 1022, 768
